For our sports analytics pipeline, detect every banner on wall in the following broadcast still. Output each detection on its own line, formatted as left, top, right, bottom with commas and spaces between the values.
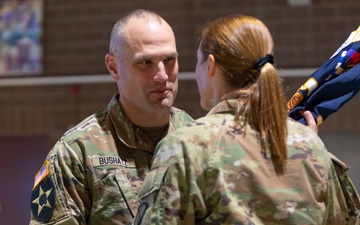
0, 0, 43, 76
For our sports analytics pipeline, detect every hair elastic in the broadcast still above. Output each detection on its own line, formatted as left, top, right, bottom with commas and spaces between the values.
253, 54, 274, 71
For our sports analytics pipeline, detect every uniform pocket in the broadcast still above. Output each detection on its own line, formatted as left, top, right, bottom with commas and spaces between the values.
138, 166, 168, 199
90, 172, 134, 224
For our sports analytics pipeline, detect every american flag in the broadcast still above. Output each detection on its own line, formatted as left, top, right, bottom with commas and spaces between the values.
33, 160, 49, 190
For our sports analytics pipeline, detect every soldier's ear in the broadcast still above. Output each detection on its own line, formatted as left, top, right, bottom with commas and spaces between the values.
105, 53, 119, 80
207, 54, 216, 78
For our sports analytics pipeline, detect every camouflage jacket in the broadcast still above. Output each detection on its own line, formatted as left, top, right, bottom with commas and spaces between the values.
29, 93, 194, 225
134, 99, 357, 225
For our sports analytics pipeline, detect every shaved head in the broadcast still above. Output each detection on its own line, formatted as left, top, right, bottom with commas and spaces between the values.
109, 9, 169, 58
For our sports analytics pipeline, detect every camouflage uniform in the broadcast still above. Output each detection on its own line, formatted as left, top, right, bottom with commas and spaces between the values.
29, 93, 194, 225
135, 99, 357, 225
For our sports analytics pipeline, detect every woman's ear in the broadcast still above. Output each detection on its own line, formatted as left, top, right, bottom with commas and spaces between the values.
105, 53, 119, 80
207, 54, 216, 77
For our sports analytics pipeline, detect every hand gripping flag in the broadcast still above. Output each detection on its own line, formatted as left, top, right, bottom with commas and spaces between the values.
287, 28, 360, 223
288, 25, 360, 125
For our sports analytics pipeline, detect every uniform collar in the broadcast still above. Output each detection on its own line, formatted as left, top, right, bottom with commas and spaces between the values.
106, 93, 186, 150
207, 99, 237, 116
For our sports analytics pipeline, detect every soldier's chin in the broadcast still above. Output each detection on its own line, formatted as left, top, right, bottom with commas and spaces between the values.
158, 97, 174, 109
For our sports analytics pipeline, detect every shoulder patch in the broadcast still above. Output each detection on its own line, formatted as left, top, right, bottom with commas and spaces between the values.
30, 176, 56, 222
33, 160, 50, 190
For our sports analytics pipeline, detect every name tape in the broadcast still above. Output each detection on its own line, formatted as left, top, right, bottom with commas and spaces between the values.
92, 156, 135, 168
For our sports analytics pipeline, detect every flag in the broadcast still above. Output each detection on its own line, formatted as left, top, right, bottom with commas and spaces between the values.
288, 25, 360, 125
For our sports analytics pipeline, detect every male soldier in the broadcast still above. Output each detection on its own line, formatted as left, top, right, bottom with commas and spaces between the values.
29, 9, 193, 224
29, 9, 319, 225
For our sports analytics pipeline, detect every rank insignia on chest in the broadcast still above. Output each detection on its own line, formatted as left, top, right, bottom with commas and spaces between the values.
30, 176, 56, 222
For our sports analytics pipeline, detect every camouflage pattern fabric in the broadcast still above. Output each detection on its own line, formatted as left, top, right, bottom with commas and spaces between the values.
328, 152, 360, 224
134, 99, 357, 225
29, 93, 194, 225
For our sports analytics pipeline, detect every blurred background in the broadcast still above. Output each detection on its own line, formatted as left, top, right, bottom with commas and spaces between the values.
0, 0, 359, 224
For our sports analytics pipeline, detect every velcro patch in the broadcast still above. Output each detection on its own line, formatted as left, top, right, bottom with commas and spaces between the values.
30, 176, 56, 222
33, 160, 50, 190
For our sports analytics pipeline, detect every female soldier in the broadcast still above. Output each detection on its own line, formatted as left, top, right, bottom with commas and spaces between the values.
134, 14, 353, 225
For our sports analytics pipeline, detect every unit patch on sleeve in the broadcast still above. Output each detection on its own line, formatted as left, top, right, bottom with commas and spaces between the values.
30, 176, 56, 222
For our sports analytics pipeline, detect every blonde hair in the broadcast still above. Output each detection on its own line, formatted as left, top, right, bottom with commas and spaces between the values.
199, 15, 288, 173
